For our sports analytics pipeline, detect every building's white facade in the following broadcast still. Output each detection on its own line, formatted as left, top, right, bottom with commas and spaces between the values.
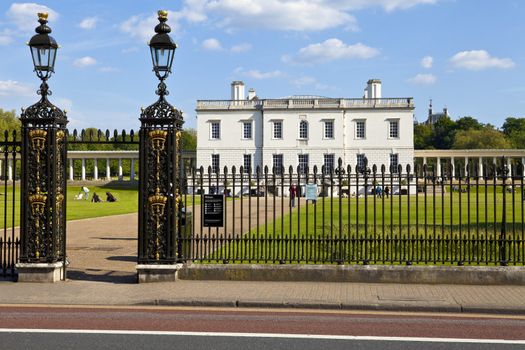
196, 80, 414, 174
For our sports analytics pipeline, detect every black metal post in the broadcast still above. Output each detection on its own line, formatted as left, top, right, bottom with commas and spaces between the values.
19, 14, 67, 274
138, 11, 183, 265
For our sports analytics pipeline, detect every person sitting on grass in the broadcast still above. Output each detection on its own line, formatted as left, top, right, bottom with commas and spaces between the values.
91, 192, 102, 203
106, 191, 117, 202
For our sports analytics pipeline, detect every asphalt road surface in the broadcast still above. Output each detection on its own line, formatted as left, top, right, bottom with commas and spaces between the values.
0, 306, 524, 350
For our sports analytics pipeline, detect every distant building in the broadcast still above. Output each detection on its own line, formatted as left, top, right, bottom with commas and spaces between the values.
196, 79, 414, 174
425, 99, 449, 125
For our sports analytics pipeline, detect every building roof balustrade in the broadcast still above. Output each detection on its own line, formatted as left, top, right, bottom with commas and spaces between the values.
196, 97, 414, 110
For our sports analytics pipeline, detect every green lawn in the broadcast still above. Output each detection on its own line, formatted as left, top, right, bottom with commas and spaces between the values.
0, 184, 203, 229
203, 191, 525, 265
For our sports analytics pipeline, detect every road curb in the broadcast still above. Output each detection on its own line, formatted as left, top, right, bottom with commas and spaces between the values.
179, 264, 525, 286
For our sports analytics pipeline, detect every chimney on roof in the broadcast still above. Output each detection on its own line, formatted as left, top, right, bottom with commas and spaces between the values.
365, 79, 381, 99
248, 88, 256, 100
231, 81, 245, 101
429, 99, 433, 118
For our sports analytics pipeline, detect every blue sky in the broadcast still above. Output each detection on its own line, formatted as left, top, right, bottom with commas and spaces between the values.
0, 0, 523, 130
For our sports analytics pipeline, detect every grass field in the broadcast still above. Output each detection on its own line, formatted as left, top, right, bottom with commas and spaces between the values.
203, 189, 525, 265
0, 183, 200, 229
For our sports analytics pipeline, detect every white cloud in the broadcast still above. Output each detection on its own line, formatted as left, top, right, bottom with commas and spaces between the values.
450, 50, 515, 71
79, 17, 98, 30
335, 0, 437, 12
73, 56, 97, 68
421, 56, 433, 69
283, 38, 379, 64
6, 3, 59, 32
408, 73, 436, 85
0, 80, 34, 96
235, 67, 283, 80
120, 14, 157, 42
205, 0, 357, 31
202, 38, 222, 50
231, 43, 252, 53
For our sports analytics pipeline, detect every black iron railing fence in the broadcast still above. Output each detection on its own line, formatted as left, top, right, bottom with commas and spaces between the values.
2, 128, 525, 278
179, 160, 524, 266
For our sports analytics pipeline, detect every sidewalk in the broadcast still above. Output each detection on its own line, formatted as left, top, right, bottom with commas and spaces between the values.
2, 213, 525, 315
1, 279, 525, 315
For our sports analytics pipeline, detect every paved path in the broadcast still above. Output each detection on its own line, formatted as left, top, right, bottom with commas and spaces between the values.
66, 198, 306, 280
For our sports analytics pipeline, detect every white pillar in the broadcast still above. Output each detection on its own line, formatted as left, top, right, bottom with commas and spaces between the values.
478, 157, 483, 177
69, 158, 74, 181
93, 158, 98, 180
493, 157, 497, 167
422, 157, 427, 166
106, 158, 111, 181
451, 157, 455, 179
464, 156, 468, 177
130, 158, 135, 181
81, 158, 86, 181
7, 158, 13, 181
436, 157, 441, 176
522, 157, 525, 178
118, 158, 123, 181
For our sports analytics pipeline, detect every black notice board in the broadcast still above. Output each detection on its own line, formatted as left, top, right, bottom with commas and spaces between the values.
203, 194, 224, 227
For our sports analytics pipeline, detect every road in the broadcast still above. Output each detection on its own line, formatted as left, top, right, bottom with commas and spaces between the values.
0, 306, 524, 349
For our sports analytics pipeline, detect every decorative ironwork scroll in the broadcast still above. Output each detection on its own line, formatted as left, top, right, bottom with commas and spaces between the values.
19, 83, 68, 263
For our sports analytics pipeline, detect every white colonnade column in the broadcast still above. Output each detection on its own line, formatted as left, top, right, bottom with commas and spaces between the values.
106, 158, 111, 181
69, 158, 74, 181
7, 158, 13, 181
81, 158, 86, 181
118, 158, 123, 181
93, 158, 98, 180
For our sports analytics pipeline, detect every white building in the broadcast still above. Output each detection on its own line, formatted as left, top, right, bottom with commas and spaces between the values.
196, 80, 414, 175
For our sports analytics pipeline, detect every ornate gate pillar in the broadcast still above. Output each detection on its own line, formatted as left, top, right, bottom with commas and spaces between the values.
136, 11, 184, 283
17, 13, 68, 282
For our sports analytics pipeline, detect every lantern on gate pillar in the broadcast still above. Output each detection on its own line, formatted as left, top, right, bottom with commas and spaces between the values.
138, 10, 184, 265
18, 13, 67, 275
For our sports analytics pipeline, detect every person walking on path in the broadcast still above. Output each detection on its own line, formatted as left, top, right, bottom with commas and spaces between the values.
289, 183, 297, 208
384, 186, 390, 198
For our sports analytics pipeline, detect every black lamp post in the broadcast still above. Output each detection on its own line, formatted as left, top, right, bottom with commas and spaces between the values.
18, 13, 67, 281
138, 10, 184, 273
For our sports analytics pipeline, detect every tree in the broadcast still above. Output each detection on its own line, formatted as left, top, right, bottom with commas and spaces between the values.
455, 116, 483, 131
0, 109, 21, 138
502, 117, 525, 148
181, 128, 197, 151
453, 127, 511, 149
414, 123, 434, 149
431, 116, 456, 149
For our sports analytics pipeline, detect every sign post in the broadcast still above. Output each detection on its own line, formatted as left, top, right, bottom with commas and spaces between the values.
203, 194, 225, 227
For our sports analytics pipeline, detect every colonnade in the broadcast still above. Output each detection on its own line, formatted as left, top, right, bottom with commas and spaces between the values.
414, 149, 525, 178
0, 150, 196, 181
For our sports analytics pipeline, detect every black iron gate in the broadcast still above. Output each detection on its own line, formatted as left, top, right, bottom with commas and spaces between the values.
0, 130, 20, 278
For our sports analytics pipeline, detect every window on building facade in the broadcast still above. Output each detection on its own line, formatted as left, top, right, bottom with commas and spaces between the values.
324, 120, 334, 139
211, 154, 220, 174
243, 121, 252, 139
390, 153, 399, 173
211, 121, 220, 140
356, 120, 366, 139
299, 120, 308, 139
243, 154, 251, 174
273, 154, 283, 174
356, 153, 366, 173
324, 154, 335, 173
273, 121, 283, 139
389, 120, 399, 138
298, 154, 309, 174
